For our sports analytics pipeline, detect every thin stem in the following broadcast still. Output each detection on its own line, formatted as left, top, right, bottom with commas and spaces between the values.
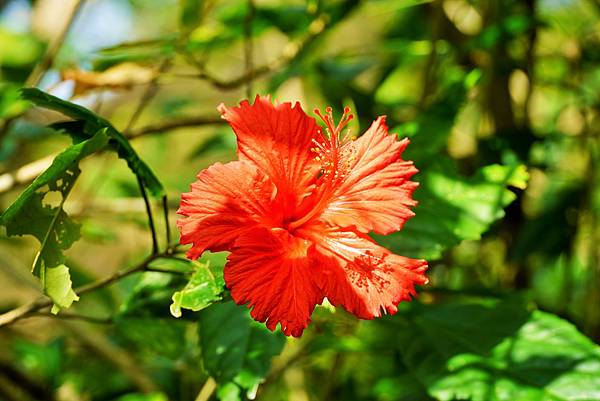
29, 311, 112, 324
188, 14, 328, 90
124, 58, 172, 133
162, 195, 172, 252
127, 115, 224, 139
0, 299, 51, 328
74, 253, 151, 294
137, 176, 159, 255
0, 247, 177, 327
194, 378, 217, 401
145, 267, 182, 274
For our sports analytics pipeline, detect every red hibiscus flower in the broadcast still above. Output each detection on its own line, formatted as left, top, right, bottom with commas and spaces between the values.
178, 96, 428, 337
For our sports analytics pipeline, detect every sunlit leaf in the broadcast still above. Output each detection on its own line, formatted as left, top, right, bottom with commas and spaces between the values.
46, 264, 80, 314
170, 260, 225, 317
0, 130, 108, 311
392, 298, 600, 401
375, 163, 529, 260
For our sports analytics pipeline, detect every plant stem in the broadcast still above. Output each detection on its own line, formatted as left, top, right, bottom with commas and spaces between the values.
29, 311, 112, 324
194, 378, 216, 401
137, 176, 159, 255
162, 195, 172, 252
124, 58, 172, 133
0, 247, 178, 328
189, 13, 328, 90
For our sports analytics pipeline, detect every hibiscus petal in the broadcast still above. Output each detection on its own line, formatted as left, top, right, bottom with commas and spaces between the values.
225, 228, 324, 337
312, 228, 428, 319
177, 161, 278, 259
218, 96, 320, 209
321, 117, 419, 235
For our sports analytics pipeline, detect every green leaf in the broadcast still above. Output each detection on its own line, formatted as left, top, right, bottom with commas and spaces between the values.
20, 88, 164, 197
392, 298, 600, 401
180, 0, 204, 32
0, 28, 44, 67
199, 302, 286, 400
46, 264, 80, 314
375, 163, 528, 260
1, 130, 109, 311
114, 393, 168, 401
0, 82, 28, 119
119, 272, 185, 318
217, 382, 242, 401
170, 260, 225, 318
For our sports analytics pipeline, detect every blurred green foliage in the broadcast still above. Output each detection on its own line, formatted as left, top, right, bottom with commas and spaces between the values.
0, 0, 599, 400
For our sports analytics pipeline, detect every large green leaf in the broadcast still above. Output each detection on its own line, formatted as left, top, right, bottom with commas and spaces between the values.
20, 88, 164, 197
170, 259, 225, 318
198, 302, 286, 400
0, 130, 109, 311
390, 298, 600, 401
375, 163, 528, 260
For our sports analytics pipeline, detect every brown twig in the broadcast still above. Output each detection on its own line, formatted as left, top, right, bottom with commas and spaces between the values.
189, 14, 328, 90
28, 311, 112, 324
127, 115, 224, 138
194, 378, 217, 401
124, 59, 172, 133
0, 247, 177, 328
0, 13, 326, 193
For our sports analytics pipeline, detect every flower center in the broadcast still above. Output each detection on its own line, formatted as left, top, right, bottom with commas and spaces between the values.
311, 106, 356, 180
288, 107, 356, 231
